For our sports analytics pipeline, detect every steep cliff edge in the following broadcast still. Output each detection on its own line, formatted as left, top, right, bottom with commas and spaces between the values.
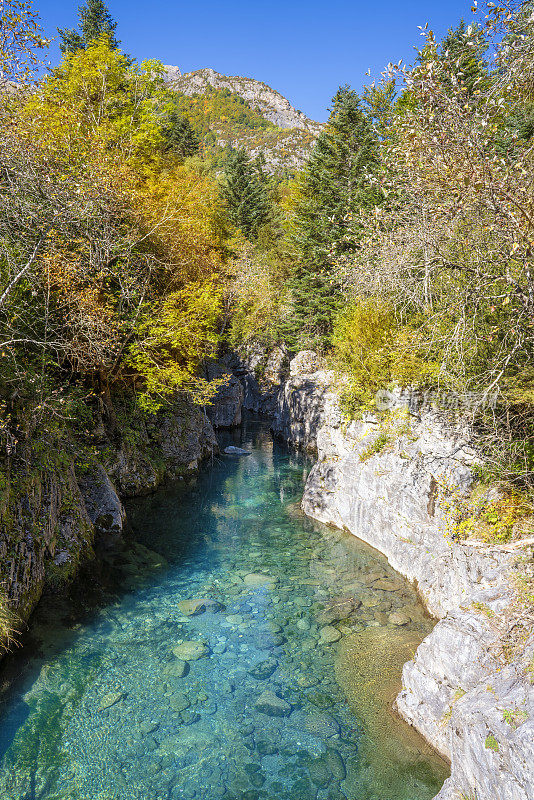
273, 353, 534, 800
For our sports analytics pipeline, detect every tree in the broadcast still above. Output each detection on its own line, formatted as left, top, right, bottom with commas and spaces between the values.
285, 86, 379, 350
58, 0, 119, 54
0, 0, 49, 86
220, 147, 271, 240
439, 19, 489, 97
161, 109, 200, 158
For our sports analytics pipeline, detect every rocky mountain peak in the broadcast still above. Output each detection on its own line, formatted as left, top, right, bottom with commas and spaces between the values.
163, 65, 322, 136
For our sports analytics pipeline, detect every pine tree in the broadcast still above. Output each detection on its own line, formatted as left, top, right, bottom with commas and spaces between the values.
161, 111, 200, 159
285, 86, 379, 350
439, 19, 488, 97
58, 0, 119, 54
221, 148, 271, 240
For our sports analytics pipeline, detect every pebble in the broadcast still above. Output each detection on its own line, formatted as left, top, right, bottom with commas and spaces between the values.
248, 657, 278, 680
389, 611, 411, 626
162, 659, 189, 678
243, 573, 279, 587
98, 692, 124, 711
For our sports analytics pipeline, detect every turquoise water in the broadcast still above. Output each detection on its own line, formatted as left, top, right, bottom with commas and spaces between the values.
0, 419, 448, 800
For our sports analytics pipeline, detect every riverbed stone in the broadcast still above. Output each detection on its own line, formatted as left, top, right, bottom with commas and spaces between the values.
248, 657, 278, 680
172, 641, 209, 660
244, 573, 279, 587
169, 692, 190, 712
388, 611, 411, 626
308, 756, 331, 787
373, 578, 404, 592
163, 659, 189, 678
326, 748, 346, 780
176, 598, 222, 616
320, 626, 341, 644
98, 692, 124, 711
254, 690, 291, 717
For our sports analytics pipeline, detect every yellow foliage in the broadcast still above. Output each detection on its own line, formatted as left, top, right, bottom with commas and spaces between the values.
134, 161, 229, 285
127, 280, 222, 411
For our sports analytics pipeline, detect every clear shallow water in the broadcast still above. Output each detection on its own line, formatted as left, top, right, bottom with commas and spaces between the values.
0, 419, 448, 800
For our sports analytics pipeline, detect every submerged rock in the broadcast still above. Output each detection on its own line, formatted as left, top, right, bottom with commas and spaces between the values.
320, 626, 342, 644
248, 657, 278, 680
98, 692, 125, 711
177, 598, 223, 616
243, 572, 279, 587
389, 611, 411, 626
254, 690, 291, 717
172, 641, 209, 661
163, 659, 189, 678
224, 446, 252, 456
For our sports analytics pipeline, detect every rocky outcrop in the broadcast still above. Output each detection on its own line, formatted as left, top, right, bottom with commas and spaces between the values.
78, 463, 125, 540
163, 67, 321, 172
205, 359, 244, 428
233, 343, 291, 416
164, 66, 322, 134
0, 396, 219, 642
275, 354, 534, 800
271, 352, 333, 448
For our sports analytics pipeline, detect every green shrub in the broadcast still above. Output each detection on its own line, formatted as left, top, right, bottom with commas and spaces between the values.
484, 734, 499, 753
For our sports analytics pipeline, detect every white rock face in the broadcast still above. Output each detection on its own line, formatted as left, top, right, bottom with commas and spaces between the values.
274, 353, 534, 800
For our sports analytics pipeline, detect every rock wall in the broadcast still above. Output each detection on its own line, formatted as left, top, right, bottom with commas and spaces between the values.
0, 395, 220, 645
274, 354, 534, 800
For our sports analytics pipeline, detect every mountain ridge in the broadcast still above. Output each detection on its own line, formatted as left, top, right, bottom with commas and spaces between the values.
163, 66, 322, 135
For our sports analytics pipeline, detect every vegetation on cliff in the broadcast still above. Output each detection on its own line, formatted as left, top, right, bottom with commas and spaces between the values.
230, 4, 534, 498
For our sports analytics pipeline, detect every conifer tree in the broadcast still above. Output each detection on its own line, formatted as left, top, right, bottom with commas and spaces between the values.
439, 19, 488, 97
161, 110, 200, 159
221, 148, 271, 240
58, 0, 119, 54
285, 86, 379, 350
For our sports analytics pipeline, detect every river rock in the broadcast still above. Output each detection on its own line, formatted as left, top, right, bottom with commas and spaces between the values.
326, 748, 346, 780
292, 709, 340, 738
248, 657, 278, 680
244, 573, 279, 587
172, 641, 209, 661
308, 756, 331, 787
177, 598, 212, 616
169, 692, 190, 712
98, 691, 125, 711
389, 611, 411, 626
138, 721, 160, 735
317, 597, 356, 625
319, 626, 341, 644
163, 659, 189, 678
373, 578, 404, 591
254, 690, 291, 717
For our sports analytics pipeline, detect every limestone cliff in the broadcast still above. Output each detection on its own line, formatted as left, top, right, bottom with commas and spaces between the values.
272, 353, 534, 800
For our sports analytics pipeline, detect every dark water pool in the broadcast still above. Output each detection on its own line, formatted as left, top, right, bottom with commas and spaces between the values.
0, 419, 448, 799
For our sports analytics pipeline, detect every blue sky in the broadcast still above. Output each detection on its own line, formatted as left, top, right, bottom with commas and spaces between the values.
36, 0, 476, 122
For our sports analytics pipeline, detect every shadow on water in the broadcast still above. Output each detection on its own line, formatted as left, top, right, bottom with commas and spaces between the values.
0, 416, 449, 800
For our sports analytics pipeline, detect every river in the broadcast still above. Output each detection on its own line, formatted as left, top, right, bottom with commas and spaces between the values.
0, 418, 448, 799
